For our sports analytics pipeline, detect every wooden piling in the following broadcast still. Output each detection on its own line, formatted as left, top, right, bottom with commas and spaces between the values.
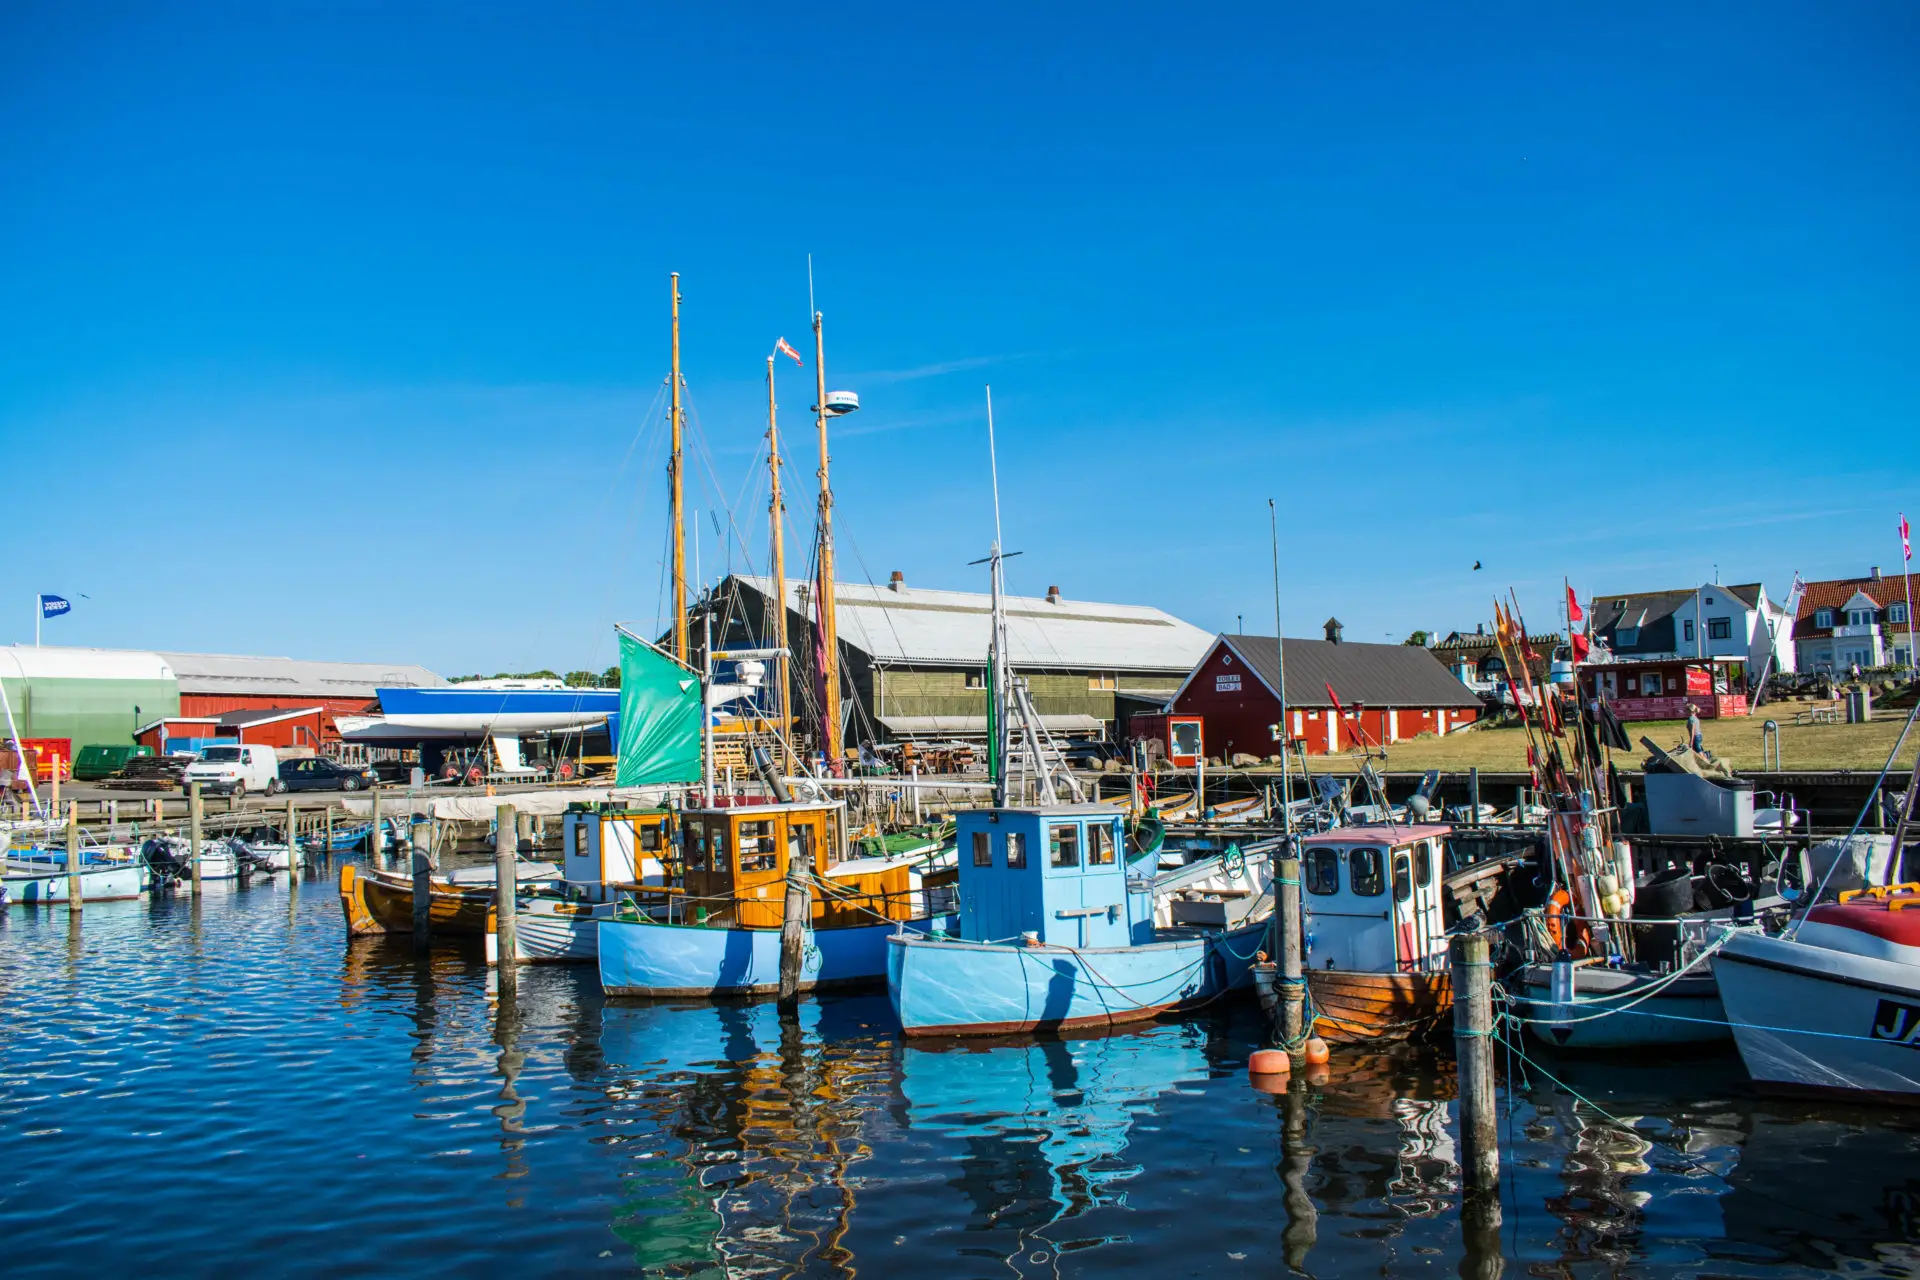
285, 798, 300, 878
370, 787, 384, 864
66, 800, 83, 914
107, 799, 118, 838
1276, 854, 1304, 1049
324, 807, 334, 863
188, 780, 204, 893
1468, 767, 1481, 827
495, 804, 518, 992
777, 815, 814, 1009
412, 816, 432, 951
1450, 930, 1499, 1194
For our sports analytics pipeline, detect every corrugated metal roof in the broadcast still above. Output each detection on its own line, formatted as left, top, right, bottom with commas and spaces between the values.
0, 645, 176, 683
724, 575, 1213, 674
158, 651, 447, 698
877, 713, 1106, 736
1210, 635, 1484, 710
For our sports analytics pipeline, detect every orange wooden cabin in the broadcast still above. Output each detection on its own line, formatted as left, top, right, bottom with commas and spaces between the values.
679, 800, 917, 929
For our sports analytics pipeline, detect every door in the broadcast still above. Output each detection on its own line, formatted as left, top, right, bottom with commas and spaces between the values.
1303, 844, 1396, 972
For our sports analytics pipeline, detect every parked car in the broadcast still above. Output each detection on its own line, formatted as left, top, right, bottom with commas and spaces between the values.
278, 757, 378, 793
183, 744, 283, 797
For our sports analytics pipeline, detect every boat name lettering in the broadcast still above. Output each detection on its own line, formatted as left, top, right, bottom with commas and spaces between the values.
1870, 998, 1920, 1048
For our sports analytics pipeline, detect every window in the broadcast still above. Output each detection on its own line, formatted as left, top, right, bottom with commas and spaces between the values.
1392, 853, 1412, 904
1415, 842, 1432, 887
1683, 620, 1694, 643
1816, 609, 1834, 628
1617, 627, 1639, 647
965, 670, 984, 689
1088, 673, 1117, 691
710, 825, 731, 872
787, 822, 814, 871
1708, 617, 1731, 640
1306, 848, 1340, 895
640, 823, 664, 853
686, 827, 709, 873
1349, 847, 1385, 897
1006, 831, 1027, 868
737, 820, 777, 872
1089, 823, 1116, 865
1892, 604, 1910, 625
1850, 609, 1875, 627
1170, 721, 1202, 757
1049, 823, 1080, 868
971, 831, 992, 867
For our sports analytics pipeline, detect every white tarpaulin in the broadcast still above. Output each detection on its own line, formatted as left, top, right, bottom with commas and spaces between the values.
339, 785, 682, 821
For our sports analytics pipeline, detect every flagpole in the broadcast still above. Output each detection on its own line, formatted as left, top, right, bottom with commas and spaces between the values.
34, 594, 39, 648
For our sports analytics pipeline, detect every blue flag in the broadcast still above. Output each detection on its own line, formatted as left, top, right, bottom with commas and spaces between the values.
39, 595, 70, 619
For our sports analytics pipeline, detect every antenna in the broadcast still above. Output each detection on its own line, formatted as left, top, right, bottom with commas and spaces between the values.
986, 385, 1003, 552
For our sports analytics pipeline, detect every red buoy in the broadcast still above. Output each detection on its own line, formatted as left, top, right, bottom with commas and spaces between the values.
1248, 1049, 1292, 1075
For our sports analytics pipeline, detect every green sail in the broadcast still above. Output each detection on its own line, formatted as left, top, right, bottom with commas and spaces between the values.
614, 631, 702, 788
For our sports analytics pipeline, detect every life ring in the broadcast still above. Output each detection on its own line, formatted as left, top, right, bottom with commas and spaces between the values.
1545, 888, 1571, 952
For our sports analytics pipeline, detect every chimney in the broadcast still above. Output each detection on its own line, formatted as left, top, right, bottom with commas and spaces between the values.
889, 570, 905, 592
1872, 565, 1883, 581
1476, 622, 1485, 636
1046, 585, 1061, 604
1324, 617, 1343, 644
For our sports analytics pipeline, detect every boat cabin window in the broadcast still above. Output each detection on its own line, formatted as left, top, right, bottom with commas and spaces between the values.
972, 831, 992, 867
787, 822, 814, 870
686, 827, 709, 873
639, 823, 664, 853
709, 824, 730, 872
1049, 824, 1080, 868
1392, 852, 1412, 903
1088, 823, 1115, 866
1349, 847, 1385, 897
1006, 831, 1028, 868
738, 820, 778, 873
1414, 842, 1432, 887
1306, 847, 1340, 895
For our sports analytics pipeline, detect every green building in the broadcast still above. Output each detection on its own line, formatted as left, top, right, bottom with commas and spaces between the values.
0, 646, 179, 750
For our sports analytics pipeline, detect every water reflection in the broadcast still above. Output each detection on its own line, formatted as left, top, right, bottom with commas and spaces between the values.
6, 877, 1920, 1277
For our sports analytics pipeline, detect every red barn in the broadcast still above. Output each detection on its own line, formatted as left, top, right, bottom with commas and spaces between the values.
1169, 628, 1484, 760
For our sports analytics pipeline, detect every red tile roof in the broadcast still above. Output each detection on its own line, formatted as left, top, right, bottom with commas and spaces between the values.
1793, 575, 1900, 640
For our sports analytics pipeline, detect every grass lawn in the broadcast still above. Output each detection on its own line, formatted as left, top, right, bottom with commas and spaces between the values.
1295, 711, 1919, 774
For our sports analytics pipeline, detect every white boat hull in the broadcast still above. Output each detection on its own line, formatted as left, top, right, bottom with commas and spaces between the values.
485, 899, 611, 965
1717, 928, 1920, 1099
3, 863, 147, 904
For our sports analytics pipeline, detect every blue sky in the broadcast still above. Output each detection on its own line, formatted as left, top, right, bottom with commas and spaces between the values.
2, 3, 1915, 673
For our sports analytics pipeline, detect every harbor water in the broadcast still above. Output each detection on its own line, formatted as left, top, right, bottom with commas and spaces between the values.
4, 864, 1919, 1276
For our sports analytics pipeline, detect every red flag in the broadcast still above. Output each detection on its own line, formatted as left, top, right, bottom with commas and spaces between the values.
775, 336, 804, 367
1566, 585, 1583, 625
1571, 632, 1590, 662
1903, 513, 1912, 563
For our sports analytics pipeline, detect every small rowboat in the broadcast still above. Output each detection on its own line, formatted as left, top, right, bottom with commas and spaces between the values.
338, 863, 495, 936
1147, 791, 1197, 821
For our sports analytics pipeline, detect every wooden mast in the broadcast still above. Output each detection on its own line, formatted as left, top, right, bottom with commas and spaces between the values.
669, 273, 688, 663
767, 354, 791, 761
813, 310, 843, 774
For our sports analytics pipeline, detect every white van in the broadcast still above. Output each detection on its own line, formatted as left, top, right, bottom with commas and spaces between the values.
183, 744, 282, 797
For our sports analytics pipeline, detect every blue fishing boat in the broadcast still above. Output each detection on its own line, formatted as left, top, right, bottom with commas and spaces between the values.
887, 804, 1267, 1036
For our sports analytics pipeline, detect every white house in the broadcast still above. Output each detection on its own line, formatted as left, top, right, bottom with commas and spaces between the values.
1588, 581, 1794, 676
1792, 568, 1917, 674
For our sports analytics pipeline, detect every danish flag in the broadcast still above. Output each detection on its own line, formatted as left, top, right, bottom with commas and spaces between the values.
1903, 513, 1911, 563
774, 337, 804, 367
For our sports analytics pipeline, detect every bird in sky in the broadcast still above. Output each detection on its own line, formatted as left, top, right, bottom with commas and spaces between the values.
1473, 561, 1482, 571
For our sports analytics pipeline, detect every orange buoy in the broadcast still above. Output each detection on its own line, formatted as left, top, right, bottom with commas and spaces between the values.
1248, 1049, 1292, 1075
1303, 1036, 1330, 1065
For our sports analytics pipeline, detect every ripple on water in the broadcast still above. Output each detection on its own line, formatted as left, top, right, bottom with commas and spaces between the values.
3, 869, 1920, 1275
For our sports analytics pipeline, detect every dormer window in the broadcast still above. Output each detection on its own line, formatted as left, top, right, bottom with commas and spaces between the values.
1617, 626, 1639, 647
1850, 609, 1875, 627
1815, 609, 1834, 629
1893, 604, 1910, 625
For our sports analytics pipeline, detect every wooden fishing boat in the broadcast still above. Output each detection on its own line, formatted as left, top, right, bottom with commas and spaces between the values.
338, 863, 495, 936
1264, 824, 1457, 1043
1308, 969, 1453, 1043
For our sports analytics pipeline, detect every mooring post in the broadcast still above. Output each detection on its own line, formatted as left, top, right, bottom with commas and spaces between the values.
66, 799, 83, 914
495, 803, 518, 991
1469, 767, 1481, 828
1451, 930, 1500, 1194
778, 818, 814, 1009
107, 799, 118, 840
188, 780, 204, 893
285, 798, 300, 879
370, 787, 384, 864
1277, 853, 1304, 1051
412, 815, 432, 951
324, 806, 334, 864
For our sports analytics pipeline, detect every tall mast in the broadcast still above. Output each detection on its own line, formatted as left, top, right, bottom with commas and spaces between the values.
767, 354, 791, 762
987, 386, 1009, 807
669, 273, 688, 663
813, 310, 843, 775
